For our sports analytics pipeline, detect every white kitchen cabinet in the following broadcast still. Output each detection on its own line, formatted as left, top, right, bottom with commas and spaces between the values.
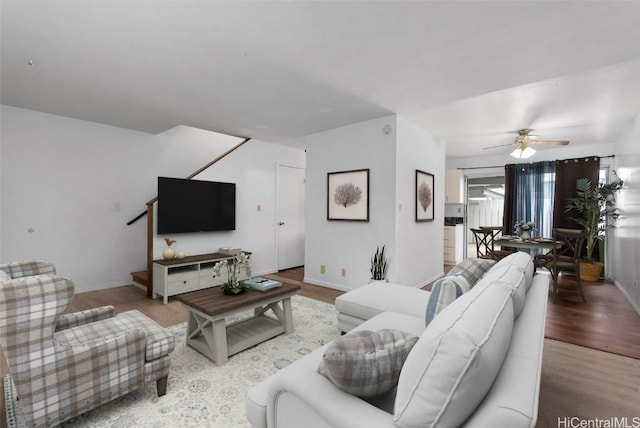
444, 225, 464, 265
445, 170, 464, 203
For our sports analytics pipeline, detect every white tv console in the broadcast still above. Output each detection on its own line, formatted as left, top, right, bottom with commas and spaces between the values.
152, 251, 251, 304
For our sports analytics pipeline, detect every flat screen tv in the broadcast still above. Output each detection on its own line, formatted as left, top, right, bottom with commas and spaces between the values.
157, 177, 236, 234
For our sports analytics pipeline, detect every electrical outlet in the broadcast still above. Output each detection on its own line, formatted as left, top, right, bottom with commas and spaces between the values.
341, 268, 346, 277
320, 265, 326, 274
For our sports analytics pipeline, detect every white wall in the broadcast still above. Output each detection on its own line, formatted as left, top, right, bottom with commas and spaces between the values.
304, 116, 397, 290
0, 105, 304, 292
152, 141, 306, 276
612, 113, 640, 314
394, 116, 445, 286
304, 115, 444, 291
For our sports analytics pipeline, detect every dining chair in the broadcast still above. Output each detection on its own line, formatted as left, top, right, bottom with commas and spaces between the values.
534, 228, 588, 303
470, 228, 513, 261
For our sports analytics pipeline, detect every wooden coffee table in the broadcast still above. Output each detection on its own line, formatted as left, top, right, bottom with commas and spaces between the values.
176, 282, 301, 365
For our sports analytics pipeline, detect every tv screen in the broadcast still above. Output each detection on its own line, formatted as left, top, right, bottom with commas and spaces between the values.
157, 177, 236, 234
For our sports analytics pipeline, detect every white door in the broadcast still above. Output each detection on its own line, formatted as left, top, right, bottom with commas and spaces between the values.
277, 164, 305, 270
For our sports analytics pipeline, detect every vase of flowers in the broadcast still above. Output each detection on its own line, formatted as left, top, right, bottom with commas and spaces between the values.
514, 221, 536, 240
212, 252, 251, 295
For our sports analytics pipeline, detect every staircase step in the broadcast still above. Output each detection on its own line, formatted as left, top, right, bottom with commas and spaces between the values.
131, 270, 149, 288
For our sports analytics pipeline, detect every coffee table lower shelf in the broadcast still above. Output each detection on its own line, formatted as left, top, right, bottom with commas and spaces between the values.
187, 313, 286, 363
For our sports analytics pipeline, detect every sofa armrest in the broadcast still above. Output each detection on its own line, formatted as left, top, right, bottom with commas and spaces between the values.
0, 260, 56, 279
56, 306, 116, 331
264, 366, 396, 428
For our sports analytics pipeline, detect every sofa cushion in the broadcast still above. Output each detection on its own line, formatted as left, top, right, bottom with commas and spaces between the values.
335, 283, 431, 332
394, 282, 514, 428
0, 270, 11, 282
472, 264, 527, 319
447, 258, 496, 285
319, 329, 418, 398
488, 251, 535, 290
424, 275, 470, 326
473, 252, 533, 318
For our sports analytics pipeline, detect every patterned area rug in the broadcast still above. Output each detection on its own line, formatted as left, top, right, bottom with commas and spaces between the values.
62, 295, 339, 427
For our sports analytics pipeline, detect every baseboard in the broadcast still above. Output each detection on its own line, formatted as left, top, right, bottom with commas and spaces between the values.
302, 278, 352, 292
74, 280, 135, 294
614, 279, 640, 317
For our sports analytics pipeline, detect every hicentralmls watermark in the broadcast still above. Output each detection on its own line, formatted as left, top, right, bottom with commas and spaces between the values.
558, 417, 640, 428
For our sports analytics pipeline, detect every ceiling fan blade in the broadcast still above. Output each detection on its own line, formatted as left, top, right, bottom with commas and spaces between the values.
530, 140, 570, 146
482, 142, 515, 150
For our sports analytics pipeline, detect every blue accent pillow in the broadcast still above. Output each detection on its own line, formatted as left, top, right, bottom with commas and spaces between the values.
425, 276, 471, 326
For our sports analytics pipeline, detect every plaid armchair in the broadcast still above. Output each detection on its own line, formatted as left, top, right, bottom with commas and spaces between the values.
0, 264, 175, 427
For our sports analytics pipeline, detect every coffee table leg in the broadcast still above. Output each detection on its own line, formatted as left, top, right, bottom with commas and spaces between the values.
282, 297, 294, 334
210, 318, 228, 365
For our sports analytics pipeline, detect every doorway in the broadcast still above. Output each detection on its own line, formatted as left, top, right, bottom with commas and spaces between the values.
466, 176, 505, 257
276, 164, 305, 270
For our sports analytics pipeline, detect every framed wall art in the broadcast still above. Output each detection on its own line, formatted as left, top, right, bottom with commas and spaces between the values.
416, 169, 434, 222
327, 168, 369, 221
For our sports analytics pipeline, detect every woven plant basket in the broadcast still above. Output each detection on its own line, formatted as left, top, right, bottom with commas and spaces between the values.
580, 261, 603, 282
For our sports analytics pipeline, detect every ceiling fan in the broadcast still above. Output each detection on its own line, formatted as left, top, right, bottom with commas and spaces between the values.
482, 129, 570, 159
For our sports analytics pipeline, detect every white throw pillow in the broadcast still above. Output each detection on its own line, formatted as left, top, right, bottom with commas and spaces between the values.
473, 263, 527, 319
0, 270, 11, 282
490, 251, 534, 290
394, 283, 514, 428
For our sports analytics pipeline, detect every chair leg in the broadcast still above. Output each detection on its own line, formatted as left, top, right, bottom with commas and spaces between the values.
156, 375, 168, 396
576, 272, 587, 303
550, 269, 558, 304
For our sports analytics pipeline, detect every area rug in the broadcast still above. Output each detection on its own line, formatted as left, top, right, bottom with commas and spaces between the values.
61, 295, 339, 427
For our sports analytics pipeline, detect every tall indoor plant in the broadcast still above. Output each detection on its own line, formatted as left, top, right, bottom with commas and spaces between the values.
565, 175, 623, 281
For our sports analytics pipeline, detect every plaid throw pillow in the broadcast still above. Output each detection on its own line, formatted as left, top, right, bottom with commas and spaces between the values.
319, 329, 418, 398
448, 258, 496, 285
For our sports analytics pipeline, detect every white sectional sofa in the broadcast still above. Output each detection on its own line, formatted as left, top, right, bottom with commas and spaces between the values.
246, 252, 548, 428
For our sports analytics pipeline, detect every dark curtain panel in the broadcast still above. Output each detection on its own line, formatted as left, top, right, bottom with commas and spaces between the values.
502, 164, 515, 234
553, 157, 600, 229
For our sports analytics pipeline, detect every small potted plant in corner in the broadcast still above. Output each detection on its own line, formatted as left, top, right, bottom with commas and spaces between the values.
370, 245, 389, 283
565, 175, 624, 281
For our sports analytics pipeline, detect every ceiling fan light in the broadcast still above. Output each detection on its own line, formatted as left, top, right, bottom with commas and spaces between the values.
510, 146, 536, 159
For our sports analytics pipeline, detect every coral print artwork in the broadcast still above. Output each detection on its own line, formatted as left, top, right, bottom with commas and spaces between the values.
416, 170, 434, 222
327, 169, 369, 221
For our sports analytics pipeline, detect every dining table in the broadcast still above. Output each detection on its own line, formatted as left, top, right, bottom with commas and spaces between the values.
494, 236, 562, 254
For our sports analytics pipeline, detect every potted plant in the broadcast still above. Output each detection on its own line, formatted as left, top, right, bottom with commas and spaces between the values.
213, 252, 252, 295
565, 175, 623, 281
370, 245, 389, 282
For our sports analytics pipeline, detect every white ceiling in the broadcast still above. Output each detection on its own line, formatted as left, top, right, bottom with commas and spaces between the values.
2, 1, 640, 158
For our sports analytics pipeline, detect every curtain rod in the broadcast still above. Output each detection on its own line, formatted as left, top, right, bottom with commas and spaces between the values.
457, 154, 615, 170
